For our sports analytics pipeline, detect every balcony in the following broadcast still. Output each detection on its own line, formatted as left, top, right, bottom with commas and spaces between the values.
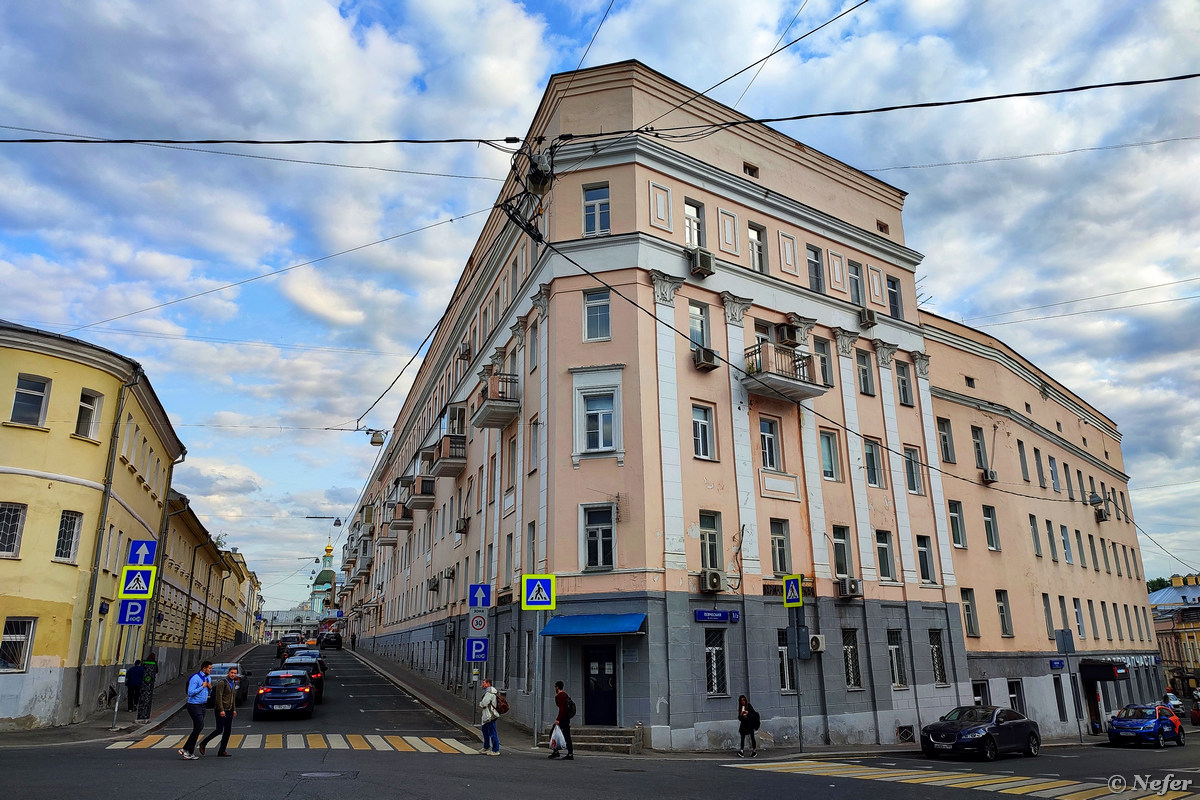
353, 554, 373, 582
741, 342, 829, 402
471, 373, 520, 429
388, 504, 414, 532
342, 548, 357, 570
431, 434, 467, 477
376, 528, 397, 547
402, 477, 436, 511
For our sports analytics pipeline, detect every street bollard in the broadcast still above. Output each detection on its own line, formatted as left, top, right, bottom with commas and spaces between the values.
110, 669, 126, 730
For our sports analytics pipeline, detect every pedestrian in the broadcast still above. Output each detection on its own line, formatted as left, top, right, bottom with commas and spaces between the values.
198, 666, 238, 757
478, 678, 501, 756
350, 632, 357, 651
736, 694, 759, 757
549, 680, 574, 760
178, 661, 212, 760
125, 659, 144, 712
275, 639, 286, 665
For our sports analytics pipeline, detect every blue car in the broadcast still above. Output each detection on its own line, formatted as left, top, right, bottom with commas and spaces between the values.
1108, 704, 1184, 747
252, 670, 315, 720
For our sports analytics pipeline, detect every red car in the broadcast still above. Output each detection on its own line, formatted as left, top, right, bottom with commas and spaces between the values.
1190, 705, 1200, 727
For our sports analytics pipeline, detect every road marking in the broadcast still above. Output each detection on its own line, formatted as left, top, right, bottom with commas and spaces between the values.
113, 732, 476, 754
153, 736, 185, 749
422, 737, 459, 754
286, 734, 304, 749
107, 741, 133, 749
127, 735, 165, 749
346, 735, 371, 750
226, 735, 244, 749
327, 734, 349, 749
365, 735, 391, 751
999, 779, 1076, 794
403, 736, 438, 753
241, 734, 262, 749
942, 775, 1035, 789
1054, 791, 1120, 800
307, 734, 326, 748
265, 734, 283, 749
385, 736, 416, 751
444, 739, 479, 754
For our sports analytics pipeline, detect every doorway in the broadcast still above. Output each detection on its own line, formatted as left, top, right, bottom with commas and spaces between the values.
582, 644, 617, 726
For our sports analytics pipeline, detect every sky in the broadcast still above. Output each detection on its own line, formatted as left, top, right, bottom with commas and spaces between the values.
2, 0, 1198, 610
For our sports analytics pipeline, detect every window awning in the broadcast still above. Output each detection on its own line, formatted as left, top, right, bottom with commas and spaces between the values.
539, 613, 646, 637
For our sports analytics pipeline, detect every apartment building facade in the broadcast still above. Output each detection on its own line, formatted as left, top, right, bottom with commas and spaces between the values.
337, 61, 1151, 748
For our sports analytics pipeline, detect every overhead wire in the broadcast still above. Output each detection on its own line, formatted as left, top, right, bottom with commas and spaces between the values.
979, 293, 1200, 327
864, 134, 1200, 173
961, 275, 1200, 323
732, 0, 812, 110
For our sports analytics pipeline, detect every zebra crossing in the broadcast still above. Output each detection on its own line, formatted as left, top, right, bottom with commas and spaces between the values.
108, 733, 479, 754
732, 759, 1200, 800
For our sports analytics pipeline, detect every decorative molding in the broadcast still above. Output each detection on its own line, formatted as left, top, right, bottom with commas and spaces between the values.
911, 350, 931, 378
490, 350, 506, 371
720, 291, 753, 327
871, 339, 898, 367
649, 270, 684, 306
531, 283, 551, 318
832, 327, 858, 357
785, 314, 817, 344
508, 320, 526, 348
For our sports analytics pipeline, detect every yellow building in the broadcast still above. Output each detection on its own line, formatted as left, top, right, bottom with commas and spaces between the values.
0, 320, 185, 729
1150, 575, 1200, 695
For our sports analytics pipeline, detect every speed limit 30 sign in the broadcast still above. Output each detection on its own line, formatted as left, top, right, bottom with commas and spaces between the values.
469, 610, 488, 635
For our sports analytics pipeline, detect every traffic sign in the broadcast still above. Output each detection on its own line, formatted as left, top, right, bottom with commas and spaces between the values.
782, 574, 804, 608
468, 584, 492, 608
118, 565, 157, 599
118, 599, 147, 625
466, 637, 489, 662
469, 610, 488, 635
521, 574, 556, 610
126, 539, 157, 566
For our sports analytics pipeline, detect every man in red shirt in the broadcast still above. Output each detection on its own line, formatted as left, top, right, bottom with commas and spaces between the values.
550, 680, 574, 760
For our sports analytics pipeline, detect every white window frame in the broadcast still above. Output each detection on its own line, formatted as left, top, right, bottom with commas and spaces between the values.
962, 588, 979, 637
904, 447, 923, 494
0, 618, 35, 673
847, 261, 864, 305
583, 394, 614, 451
699, 511, 722, 570
855, 349, 875, 395
948, 500, 966, 547
813, 338, 834, 386
983, 506, 1001, 550
748, 223, 767, 273
570, 367, 624, 467
0, 502, 27, 558
832, 525, 851, 578
704, 628, 728, 695
759, 417, 781, 471
770, 518, 790, 575
54, 510, 83, 563
863, 439, 884, 487
582, 183, 610, 237
684, 199, 705, 248
937, 418, 956, 463
580, 503, 616, 571
876, 530, 896, 581
75, 389, 103, 439
692, 405, 715, 460
895, 362, 913, 406
887, 630, 907, 688
688, 301, 709, 349
11, 374, 50, 427
583, 289, 611, 341
528, 320, 539, 371
917, 535, 936, 583
971, 425, 988, 469
806, 245, 825, 293
886, 275, 903, 319
819, 430, 841, 480
998, 590, 1014, 636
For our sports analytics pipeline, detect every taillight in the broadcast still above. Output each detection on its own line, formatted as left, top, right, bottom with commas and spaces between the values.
258, 687, 267, 694
312, 673, 322, 679
300, 686, 311, 692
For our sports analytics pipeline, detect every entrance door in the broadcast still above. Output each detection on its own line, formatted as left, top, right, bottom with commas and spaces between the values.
582, 644, 617, 726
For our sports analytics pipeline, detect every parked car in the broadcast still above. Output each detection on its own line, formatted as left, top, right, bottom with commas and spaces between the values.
1190, 705, 1200, 727
921, 705, 1041, 761
1108, 704, 1185, 747
1163, 693, 1185, 716
206, 662, 251, 706
320, 632, 343, 650
279, 633, 302, 647
282, 656, 326, 703
252, 671, 315, 719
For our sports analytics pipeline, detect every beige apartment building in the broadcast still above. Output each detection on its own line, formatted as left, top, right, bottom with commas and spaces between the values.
337, 61, 1155, 749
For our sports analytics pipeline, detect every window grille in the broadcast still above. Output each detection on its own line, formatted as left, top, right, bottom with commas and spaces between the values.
929, 629, 948, 684
0, 503, 26, 556
842, 628, 862, 688
705, 629, 727, 695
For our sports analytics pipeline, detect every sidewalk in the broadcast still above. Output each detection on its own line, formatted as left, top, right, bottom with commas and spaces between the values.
0, 643, 257, 749
344, 646, 1091, 760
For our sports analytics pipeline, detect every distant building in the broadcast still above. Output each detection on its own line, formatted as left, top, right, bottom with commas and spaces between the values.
1151, 575, 1200, 695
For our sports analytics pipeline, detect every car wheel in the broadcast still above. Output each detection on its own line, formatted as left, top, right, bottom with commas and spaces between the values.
981, 737, 998, 762
922, 746, 937, 759
1178, 727, 1186, 746
1024, 733, 1040, 757
304, 706, 314, 719
1108, 736, 1121, 746
1156, 729, 1166, 748
252, 710, 262, 721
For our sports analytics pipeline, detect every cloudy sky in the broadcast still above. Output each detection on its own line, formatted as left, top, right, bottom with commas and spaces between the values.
2, 0, 1197, 609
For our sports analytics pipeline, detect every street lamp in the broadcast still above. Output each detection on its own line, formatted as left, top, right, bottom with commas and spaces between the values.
305, 516, 342, 527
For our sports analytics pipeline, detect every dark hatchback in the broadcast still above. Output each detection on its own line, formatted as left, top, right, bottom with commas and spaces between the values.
320, 632, 343, 650
282, 657, 326, 703
252, 671, 314, 719
205, 663, 251, 706
921, 705, 1041, 761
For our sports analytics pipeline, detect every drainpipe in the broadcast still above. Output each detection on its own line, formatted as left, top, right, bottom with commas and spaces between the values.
146, 486, 189, 658
75, 368, 142, 712
214, 565, 232, 653
179, 540, 207, 670
197, 563, 217, 662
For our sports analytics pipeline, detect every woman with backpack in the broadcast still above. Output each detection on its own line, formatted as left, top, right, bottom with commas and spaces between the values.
736, 695, 760, 757
478, 678, 501, 756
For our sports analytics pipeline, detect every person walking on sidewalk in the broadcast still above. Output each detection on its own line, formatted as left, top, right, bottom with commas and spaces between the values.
198, 666, 238, 757
736, 694, 759, 757
178, 662, 212, 760
478, 678, 501, 756
549, 680, 574, 760
125, 660, 144, 712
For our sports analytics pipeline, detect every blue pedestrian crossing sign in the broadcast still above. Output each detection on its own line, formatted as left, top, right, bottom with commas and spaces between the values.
521, 574, 555, 610
465, 637, 489, 662
118, 599, 147, 625
118, 565, 157, 599
126, 539, 157, 566
783, 574, 804, 608
468, 584, 492, 608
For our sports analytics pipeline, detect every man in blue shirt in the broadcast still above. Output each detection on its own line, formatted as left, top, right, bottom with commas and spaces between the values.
178, 661, 212, 760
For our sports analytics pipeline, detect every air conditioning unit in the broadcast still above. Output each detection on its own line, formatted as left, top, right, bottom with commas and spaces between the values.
776, 324, 800, 347
457, 342, 471, 360
443, 565, 456, 579
427, 576, 440, 591
808, 634, 826, 653
1094, 507, 1111, 523
699, 568, 727, 593
688, 247, 716, 278
858, 308, 878, 329
837, 577, 863, 598
455, 517, 469, 534
981, 469, 999, 484
692, 346, 720, 372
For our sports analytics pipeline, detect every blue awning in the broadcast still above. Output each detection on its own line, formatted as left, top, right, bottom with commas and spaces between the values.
539, 613, 647, 637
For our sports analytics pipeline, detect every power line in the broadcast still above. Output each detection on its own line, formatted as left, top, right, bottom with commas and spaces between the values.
733, 0, 812, 110
960, 274, 1200, 323
865, 134, 1200, 173
1136, 522, 1199, 573
1131, 479, 1200, 492
979, 293, 1200, 327
0, 132, 521, 147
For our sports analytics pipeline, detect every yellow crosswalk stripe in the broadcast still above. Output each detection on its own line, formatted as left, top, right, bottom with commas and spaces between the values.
999, 779, 1076, 794
403, 736, 438, 753
306, 734, 326, 748
128, 735, 165, 749
422, 737, 459, 754
942, 775, 1034, 789
265, 734, 283, 749
114, 733, 482, 754
346, 735, 371, 750
1151, 792, 1196, 800
227, 735, 244, 749
900, 773, 978, 784
444, 739, 480, 754
385, 735, 416, 752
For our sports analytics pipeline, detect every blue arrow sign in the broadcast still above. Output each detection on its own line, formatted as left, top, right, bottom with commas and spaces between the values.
118, 599, 147, 626
126, 539, 157, 566
466, 637, 489, 662
469, 584, 492, 608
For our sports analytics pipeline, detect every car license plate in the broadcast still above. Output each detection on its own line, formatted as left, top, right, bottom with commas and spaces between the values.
934, 743, 953, 749
1120, 731, 1135, 736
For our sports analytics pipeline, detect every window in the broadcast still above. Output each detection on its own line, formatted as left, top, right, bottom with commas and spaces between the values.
1089, 535, 1099, 572
855, 349, 875, 395
583, 289, 610, 341
0, 502, 27, 557
1101, 537, 1111, 572
903, 447, 923, 494
583, 184, 610, 236
1008, 680, 1026, 716
1075, 531, 1086, 568
54, 511, 83, 562
1065, 464, 1074, 499
688, 301, 709, 348
1114, 603, 1124, 640
0, 618, 35, 673
961, 588, 979, 636
1017, 440, 1030, 481
1029, 515, 1043, 557
584, 393, 615, 451
1113, 542, 1123, 576
759, 417, 780, 471
583, 505, 614, 570
777, 630, 796, 692
812, 337, 834, 386
832, 525, 851, 578
929, 630, 948, 684
1045, 519, 1058, 561
1042, 594, 1055, 639
949, 501, 967, 547
806, 245, 825, 293
770, 519, 790, 575
1123, 546, 1133, 579
936, 418, 956, 463
819, 430, 841, 480
743, 162, 759, 179
1049, 457, 1061, 492
11, 375, 49, 426
895, 362, 914, 406
971, 426, 988, 469
528, 418, 539, 472
997, 590, 1013, 636
917, 535, 936, 583
885, 276, 902, 319
965, 376, 976, 389
684, 200, 705, 247
1053, 675, 1068, 722
692, 405, 715, 459
887, 630, 907, 687
704, 629, 727, 695
748, 224, 767, 273
863, 439, 884, 487
699, 512, 721, 570
1088, 600, 1099, 640
1060, 525, 1073, 564
1034, 448, 1046, 487
1074, 598, 1086, 638
507, 436, 518, 488
75, 390, 103, 439
842, 628, 862, 688
982, 506, 1000, 550
876, 530, 896, 581
1101, 602, 1112, 639
847, 261, 864, 305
